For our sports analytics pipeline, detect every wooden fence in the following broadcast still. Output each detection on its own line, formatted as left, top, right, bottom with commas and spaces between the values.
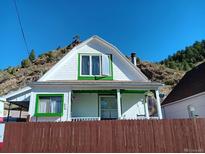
1, 119, 205, 152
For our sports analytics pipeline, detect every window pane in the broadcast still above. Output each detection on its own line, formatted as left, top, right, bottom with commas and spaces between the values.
92, 56, 100, 75
50, 96, 62, 113
81, 56, 90, 75
38, 96, 49, 113
102, 54, 110, 76
38, 96, 62, 114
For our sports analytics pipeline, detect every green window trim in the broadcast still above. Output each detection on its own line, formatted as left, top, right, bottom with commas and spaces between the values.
78, 53, 113, 80
34, 94, 64, 117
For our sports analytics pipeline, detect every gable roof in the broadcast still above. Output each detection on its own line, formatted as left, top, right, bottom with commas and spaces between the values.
162, 62, 205, 105
38, 35, 149, 82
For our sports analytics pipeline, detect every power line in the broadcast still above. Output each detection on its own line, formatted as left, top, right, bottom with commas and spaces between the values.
13, 0, 30, 55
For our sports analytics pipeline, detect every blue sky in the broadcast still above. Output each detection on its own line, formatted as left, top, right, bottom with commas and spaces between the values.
1, 0, 205, 69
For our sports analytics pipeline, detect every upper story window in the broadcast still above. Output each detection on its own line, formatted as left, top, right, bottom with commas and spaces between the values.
79, 54, 112, 78
81, 55, 90, 75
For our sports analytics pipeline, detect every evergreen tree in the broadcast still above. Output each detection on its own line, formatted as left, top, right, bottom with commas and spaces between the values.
29, 49, 36, 62
160, 39, 205, 71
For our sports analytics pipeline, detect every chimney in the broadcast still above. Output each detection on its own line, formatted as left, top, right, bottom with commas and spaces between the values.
131, 52, 136, 65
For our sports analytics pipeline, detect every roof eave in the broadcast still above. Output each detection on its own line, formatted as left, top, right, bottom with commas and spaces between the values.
29, 81, 163, 90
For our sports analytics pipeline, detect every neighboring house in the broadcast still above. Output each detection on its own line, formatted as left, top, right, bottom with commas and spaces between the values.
2, 87, 31, 121
3, 36, 163, 122
162, 62, 205, 119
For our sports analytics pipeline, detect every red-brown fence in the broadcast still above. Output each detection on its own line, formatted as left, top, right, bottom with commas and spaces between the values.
1, 119, 205, 152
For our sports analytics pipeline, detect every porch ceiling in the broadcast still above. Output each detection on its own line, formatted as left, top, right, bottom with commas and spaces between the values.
30, 80, 163, 90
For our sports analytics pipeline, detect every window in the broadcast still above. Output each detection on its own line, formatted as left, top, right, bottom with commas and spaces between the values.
101, 54, 110, 76
80, 54, 112, 78
81, 56, 90, 75
92, 56, 100, 75
35, 94, 64, 117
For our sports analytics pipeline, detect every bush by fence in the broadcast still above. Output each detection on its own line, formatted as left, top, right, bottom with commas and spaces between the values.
1, 119, 205, 152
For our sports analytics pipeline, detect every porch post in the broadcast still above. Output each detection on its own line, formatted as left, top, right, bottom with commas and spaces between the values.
67, 90, 72, 121
117, 89, 122, 119
155, 90, 163, 119
7, 102, 11, 122
145, 96, 150, 119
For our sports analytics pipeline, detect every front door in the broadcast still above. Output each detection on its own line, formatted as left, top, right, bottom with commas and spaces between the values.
99, 96, 118, 120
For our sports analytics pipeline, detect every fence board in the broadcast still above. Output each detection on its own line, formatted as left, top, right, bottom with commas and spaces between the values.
1, 119, 205, 152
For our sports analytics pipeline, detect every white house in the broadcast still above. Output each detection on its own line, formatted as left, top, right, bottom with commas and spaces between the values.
3, 36, 163, 122
162, 62, 205, 119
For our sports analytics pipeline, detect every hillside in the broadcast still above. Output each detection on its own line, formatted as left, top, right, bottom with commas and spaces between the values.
137, 61, 184, 95
0, 38, 185, 96
0, 39, 81, 96
160, 40, 205, 71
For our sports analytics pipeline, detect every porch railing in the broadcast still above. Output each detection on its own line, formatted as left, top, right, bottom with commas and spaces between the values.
71, 117, 101, 121
121, 116, 159, 120
71, 116, 159, 121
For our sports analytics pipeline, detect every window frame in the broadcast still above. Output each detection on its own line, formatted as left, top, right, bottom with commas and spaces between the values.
78, 53, 113, 80
34, 94, 64, 117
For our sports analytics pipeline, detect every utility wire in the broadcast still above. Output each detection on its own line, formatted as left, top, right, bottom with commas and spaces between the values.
13, 0, 30, 55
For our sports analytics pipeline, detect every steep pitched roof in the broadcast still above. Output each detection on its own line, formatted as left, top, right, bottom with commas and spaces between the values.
162, 62, 205, 105
39, 35, 149, 82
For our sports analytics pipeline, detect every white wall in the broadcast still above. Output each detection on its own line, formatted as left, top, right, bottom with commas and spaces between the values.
72, 93, 98, 117
41, 40, 146, 81
121, 93, 146, 119
29, 88, 148, 121
29, 87, 70, 122
163, 92, 205, 119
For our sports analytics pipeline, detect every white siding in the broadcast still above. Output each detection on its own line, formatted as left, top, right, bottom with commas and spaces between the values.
121, 93, 146, 119
72, 93, 98, 117
163, 92, 205, 119
29, 87, 70, 122
40, 40, 147, 81
29, 89, 148, 121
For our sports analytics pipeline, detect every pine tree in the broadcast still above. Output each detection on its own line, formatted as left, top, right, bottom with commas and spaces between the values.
29, 49, 36, 62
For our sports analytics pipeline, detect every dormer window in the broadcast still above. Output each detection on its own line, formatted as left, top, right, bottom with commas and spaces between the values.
81, 55, 90, 75
78, 53, 113, 80
92, 56, 100, 75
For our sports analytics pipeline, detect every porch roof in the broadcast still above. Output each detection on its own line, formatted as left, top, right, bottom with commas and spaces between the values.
30, 80, 163, 90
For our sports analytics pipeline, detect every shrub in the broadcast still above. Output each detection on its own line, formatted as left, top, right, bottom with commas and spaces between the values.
164, 80, 175, 85
46, 52, 56, 62
7, 67, 16, 75
21, 59, 31, 68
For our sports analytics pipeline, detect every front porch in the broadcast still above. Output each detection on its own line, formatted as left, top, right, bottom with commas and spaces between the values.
69, 89, 162, 121
30, 81, 163, 122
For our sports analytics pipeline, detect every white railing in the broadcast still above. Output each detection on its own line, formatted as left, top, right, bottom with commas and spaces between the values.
149, 117, 159, 120
121, 116, 159, 120
71, 117, 101, 122
71, 116, 159, 121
